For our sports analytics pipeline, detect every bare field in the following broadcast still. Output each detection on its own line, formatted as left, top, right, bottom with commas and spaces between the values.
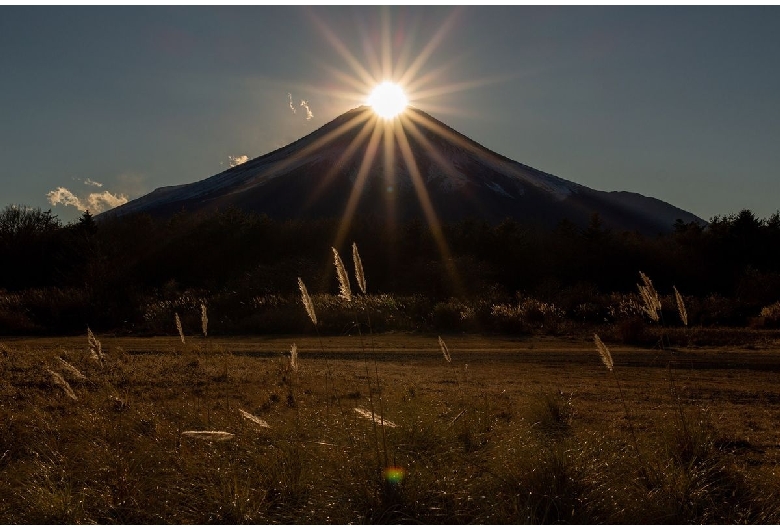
1, 333, 780, 523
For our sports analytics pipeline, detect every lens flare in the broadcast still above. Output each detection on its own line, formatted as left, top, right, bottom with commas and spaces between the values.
383, 466, 405, 484
368, 82, 408, 119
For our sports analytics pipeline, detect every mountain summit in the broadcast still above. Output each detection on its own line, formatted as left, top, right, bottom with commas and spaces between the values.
102, 106, 703, 233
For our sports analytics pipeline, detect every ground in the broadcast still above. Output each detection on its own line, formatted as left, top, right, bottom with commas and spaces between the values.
1, 332, 779, 523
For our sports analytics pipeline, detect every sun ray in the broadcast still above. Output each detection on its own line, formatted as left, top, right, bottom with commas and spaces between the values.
410, 75, 512, 102
381, 6, 393, 81
405, 109, 481, 156
400, 113, 489, 217
303, 116, 377, 211
401, 59, 459, 95
397, 9, 462, 88
320, 64, 375, 95
334, 115, 384, 250
234, 109, 373, 194
394, 119, 462, 291
391, 15, 421, 82
383, 118, 398, 237
307, 11, 377, 89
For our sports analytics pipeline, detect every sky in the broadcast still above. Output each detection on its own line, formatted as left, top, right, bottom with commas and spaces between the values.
1, 6, 779, 223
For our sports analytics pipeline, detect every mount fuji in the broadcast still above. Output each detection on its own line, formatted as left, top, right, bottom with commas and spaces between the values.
100, 106, 703, 234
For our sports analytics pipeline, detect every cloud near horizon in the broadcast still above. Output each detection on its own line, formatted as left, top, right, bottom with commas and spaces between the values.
47, 186, 128, 214
228, 155, 249, 167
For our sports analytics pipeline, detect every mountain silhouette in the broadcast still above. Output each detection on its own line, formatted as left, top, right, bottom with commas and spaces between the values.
102, 106, 703, 234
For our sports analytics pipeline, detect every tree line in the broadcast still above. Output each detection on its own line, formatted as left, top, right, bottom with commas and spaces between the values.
1, 204, 779, 334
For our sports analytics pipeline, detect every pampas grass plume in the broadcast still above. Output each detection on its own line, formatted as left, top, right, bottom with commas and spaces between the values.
352, 242, 366, 295
201, 302, 208, 337
638, 271, 661, 322
47, 368, 77, 400
181, 431, 235, 441
290, 343, 298, 372
298, 277, 318, 326
354, 407, 397, 428
674, 286, 688, 327
57, 356, 87, 382
332, 247, 352, 302
239, 409, 270, 428
438, 336, 451, 363
87, 327, 104, 366
594, 333, 614, 371
175, 313, 185, 344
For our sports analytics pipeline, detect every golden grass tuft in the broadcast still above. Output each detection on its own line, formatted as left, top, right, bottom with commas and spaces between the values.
593, 333, 614, 371
352, 242, 366, 295
297, 277, 317, 326
332, 247, 352, 302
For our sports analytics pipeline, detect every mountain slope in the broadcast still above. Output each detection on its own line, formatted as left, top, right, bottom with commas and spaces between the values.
101, 106, 704, 233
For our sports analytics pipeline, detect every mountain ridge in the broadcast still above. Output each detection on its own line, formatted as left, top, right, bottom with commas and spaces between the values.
100, 105, 704, 234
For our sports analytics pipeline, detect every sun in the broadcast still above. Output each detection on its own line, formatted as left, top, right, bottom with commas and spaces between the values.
367, 81, 408, 119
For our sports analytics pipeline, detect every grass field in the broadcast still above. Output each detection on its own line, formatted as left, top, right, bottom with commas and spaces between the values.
1, 332, 780, 523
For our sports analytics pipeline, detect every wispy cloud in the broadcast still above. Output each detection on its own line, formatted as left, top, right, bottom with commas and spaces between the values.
288, 92, 313, 120
83, 178, 103, 188
47, 186, 128, 214
229, 155, 249, 167
300, 100, 314, 120
288, 92, 296, 114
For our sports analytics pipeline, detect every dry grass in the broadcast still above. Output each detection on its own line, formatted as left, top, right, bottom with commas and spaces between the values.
1, 334, 779, 523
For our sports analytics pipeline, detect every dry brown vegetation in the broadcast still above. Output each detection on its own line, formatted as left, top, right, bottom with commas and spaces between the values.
1, 332, 780, 523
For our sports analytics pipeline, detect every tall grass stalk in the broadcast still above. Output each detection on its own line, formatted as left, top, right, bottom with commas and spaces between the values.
638, 271, 662, 323
352, 242, 366, 295
175, 313, 185, 344
87, 327, 104, 366
593, 334, 646, 477
201, 302, 208, 337
438, 336, 452, 363
674, 286, 688, 327
298, 277, 332, 415
47, 368, 77, 401
332, 247, 352, 302
56, 356, 87, 382
351, 242, 388, 470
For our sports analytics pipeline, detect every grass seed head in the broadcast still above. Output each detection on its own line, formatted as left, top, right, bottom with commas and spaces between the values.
181, 430, 235, 441
201, 302, 208, 337
594, 333, 614, 371
47, 368, 78, 400
239, 409, 270, 428
352, 242, 366, 295
332, 247, 352, 302
87, 327, 104, 366
298, 277, 318, 326
638, 271, 662, 322
438, 336, 451, 363
56, 356, 87, 382
175, 313, 185, 344
290, 343, 298, 372
674, 285, 688, 326
354, 407, 397, 428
